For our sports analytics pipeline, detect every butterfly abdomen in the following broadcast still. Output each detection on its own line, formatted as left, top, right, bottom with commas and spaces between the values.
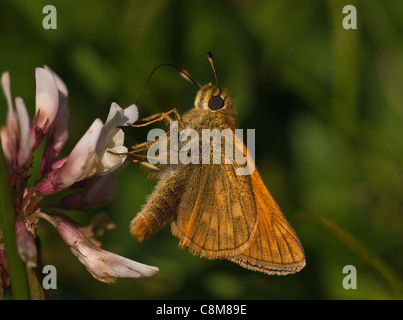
130, 167, 184, 241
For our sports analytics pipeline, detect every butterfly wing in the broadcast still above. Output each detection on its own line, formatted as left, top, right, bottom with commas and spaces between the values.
229, 168, 306, 275
171, 163, 258, 259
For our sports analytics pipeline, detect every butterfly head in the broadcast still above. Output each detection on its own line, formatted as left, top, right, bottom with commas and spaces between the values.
194, 83, 231, 112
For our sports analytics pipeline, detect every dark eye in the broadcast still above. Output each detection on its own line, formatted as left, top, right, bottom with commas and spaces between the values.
208, 96, 224, 110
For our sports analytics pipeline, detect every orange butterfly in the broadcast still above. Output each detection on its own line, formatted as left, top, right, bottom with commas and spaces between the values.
129, 53, 305, 275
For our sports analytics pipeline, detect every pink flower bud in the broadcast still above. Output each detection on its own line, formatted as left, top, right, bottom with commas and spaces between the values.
15, 97, 33, 167
40, 66, 69, 174
15, 219, 37, 268
31, 68, 59, 149
0, 126, 12, 174
1, 72, 33, 172
55, 219, 159, 283
1, 72, 19, 163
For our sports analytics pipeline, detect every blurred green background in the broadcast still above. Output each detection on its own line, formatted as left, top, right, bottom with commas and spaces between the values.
1, 0, 403, 300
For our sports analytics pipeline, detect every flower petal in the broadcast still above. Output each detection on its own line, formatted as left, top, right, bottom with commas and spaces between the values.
56, 220, 159, 283
15, 97, 33, 166
57, 118, 103, 187
97, 128, 127, 175
1, 72, 19, 160
1, 72, 14, 114
96, 103, 138, 154
44, 65, 68, 99
34, 68, 59, 133
120, 104, 138, 126
38, 118, 104, 195
0, 127, 12, 173
104, 102, 124, 126
41, 67, 70, 173
96, 103, 123, 154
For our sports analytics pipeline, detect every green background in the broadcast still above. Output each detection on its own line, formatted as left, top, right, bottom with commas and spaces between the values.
1, 0, 403, 299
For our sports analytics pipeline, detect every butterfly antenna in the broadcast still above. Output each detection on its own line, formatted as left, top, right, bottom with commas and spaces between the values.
207, 52, 221, 95
136, 63, 200, 105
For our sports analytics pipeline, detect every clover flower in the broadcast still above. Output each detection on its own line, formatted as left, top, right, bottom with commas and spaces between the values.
37, 102, 138, 195
0, 68, 156, 298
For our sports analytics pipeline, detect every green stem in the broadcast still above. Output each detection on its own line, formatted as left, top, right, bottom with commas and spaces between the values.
26, 266, 46, 300
0, 143, 30, 299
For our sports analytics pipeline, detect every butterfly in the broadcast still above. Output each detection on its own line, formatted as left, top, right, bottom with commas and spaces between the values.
129, 53, 305, 275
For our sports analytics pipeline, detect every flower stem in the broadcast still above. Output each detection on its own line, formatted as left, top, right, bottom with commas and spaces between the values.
26, 266, 46, 300
0, 143, 30, 299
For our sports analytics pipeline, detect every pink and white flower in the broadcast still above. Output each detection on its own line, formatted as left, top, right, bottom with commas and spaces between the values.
38, 102, 138, 195
1, 67, 155, 296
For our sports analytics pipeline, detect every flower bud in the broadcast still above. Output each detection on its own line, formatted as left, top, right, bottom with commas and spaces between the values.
1, 72, 19, 165
31, 68, 59, 149
40, 66, 69, 174
15, 97, 33, 167
15, 218, 37, 268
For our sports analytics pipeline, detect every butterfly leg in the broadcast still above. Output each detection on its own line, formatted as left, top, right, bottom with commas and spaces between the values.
125, 108, 186, 164
110, 109, 186, 168
106, 149, 161, 171
107, 132, 169, 167
129, 108, 185, 129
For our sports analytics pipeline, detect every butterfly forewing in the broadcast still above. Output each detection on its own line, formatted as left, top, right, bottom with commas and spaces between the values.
229, 169, 305, 275
171, 163, 258, 259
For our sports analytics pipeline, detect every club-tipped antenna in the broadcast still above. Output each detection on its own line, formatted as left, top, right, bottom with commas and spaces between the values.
136, 63, 200, 105
207, 52, 221, 95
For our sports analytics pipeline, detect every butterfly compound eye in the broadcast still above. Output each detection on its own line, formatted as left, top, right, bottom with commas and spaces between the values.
208, 95, 224, 110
